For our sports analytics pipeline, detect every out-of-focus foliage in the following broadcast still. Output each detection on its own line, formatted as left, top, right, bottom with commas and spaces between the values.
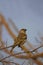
0, 14, 43, 65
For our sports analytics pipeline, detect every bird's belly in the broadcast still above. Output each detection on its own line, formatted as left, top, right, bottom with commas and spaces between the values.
18, 39, 26, 47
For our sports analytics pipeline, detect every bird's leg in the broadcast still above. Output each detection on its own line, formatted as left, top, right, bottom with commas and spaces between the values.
18, 40, 24, 47
10, 45, 15, 52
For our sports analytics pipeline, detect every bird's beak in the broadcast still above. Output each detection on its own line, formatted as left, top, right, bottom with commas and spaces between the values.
24, 29, 27, 31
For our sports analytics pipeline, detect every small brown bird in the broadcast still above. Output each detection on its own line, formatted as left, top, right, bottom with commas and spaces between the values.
10, 29, 27, 52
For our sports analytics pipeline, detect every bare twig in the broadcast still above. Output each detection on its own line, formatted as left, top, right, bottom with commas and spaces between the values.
0, 60, 19, 65
0, 45, 13, 50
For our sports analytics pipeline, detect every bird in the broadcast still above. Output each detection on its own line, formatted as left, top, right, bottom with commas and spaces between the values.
10, 29, 27, 52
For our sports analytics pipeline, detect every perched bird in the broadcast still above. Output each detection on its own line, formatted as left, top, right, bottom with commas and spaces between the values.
10, 29, 27, 52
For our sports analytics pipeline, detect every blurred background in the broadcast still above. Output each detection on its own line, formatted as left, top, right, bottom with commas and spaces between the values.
0, 0, 43, 65
0, 0, 43, 44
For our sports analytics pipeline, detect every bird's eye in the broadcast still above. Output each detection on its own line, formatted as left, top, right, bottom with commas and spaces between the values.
24, 29, 27, 31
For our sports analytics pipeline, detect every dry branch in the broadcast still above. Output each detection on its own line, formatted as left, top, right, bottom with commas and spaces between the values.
0, 14, 16, 40
0, 14, 43, 65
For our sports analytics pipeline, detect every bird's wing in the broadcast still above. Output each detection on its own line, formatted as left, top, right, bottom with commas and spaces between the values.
8, 18, 35, 49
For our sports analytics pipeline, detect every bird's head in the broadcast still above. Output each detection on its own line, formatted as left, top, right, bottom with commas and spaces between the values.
19, 29, 27, 33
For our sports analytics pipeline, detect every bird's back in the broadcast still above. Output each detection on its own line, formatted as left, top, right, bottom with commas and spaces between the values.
14, 33, 27, 46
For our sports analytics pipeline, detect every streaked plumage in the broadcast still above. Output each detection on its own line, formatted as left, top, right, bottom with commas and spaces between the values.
10, 29, 27, 52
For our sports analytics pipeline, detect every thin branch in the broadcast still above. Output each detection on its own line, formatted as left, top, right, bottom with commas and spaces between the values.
0, 45, 13, 50
0, 60, 19, 65
15, 52, 43, 59
31, 45, 43, 52
0, 52, 43, 62
33, 59, 43, 65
